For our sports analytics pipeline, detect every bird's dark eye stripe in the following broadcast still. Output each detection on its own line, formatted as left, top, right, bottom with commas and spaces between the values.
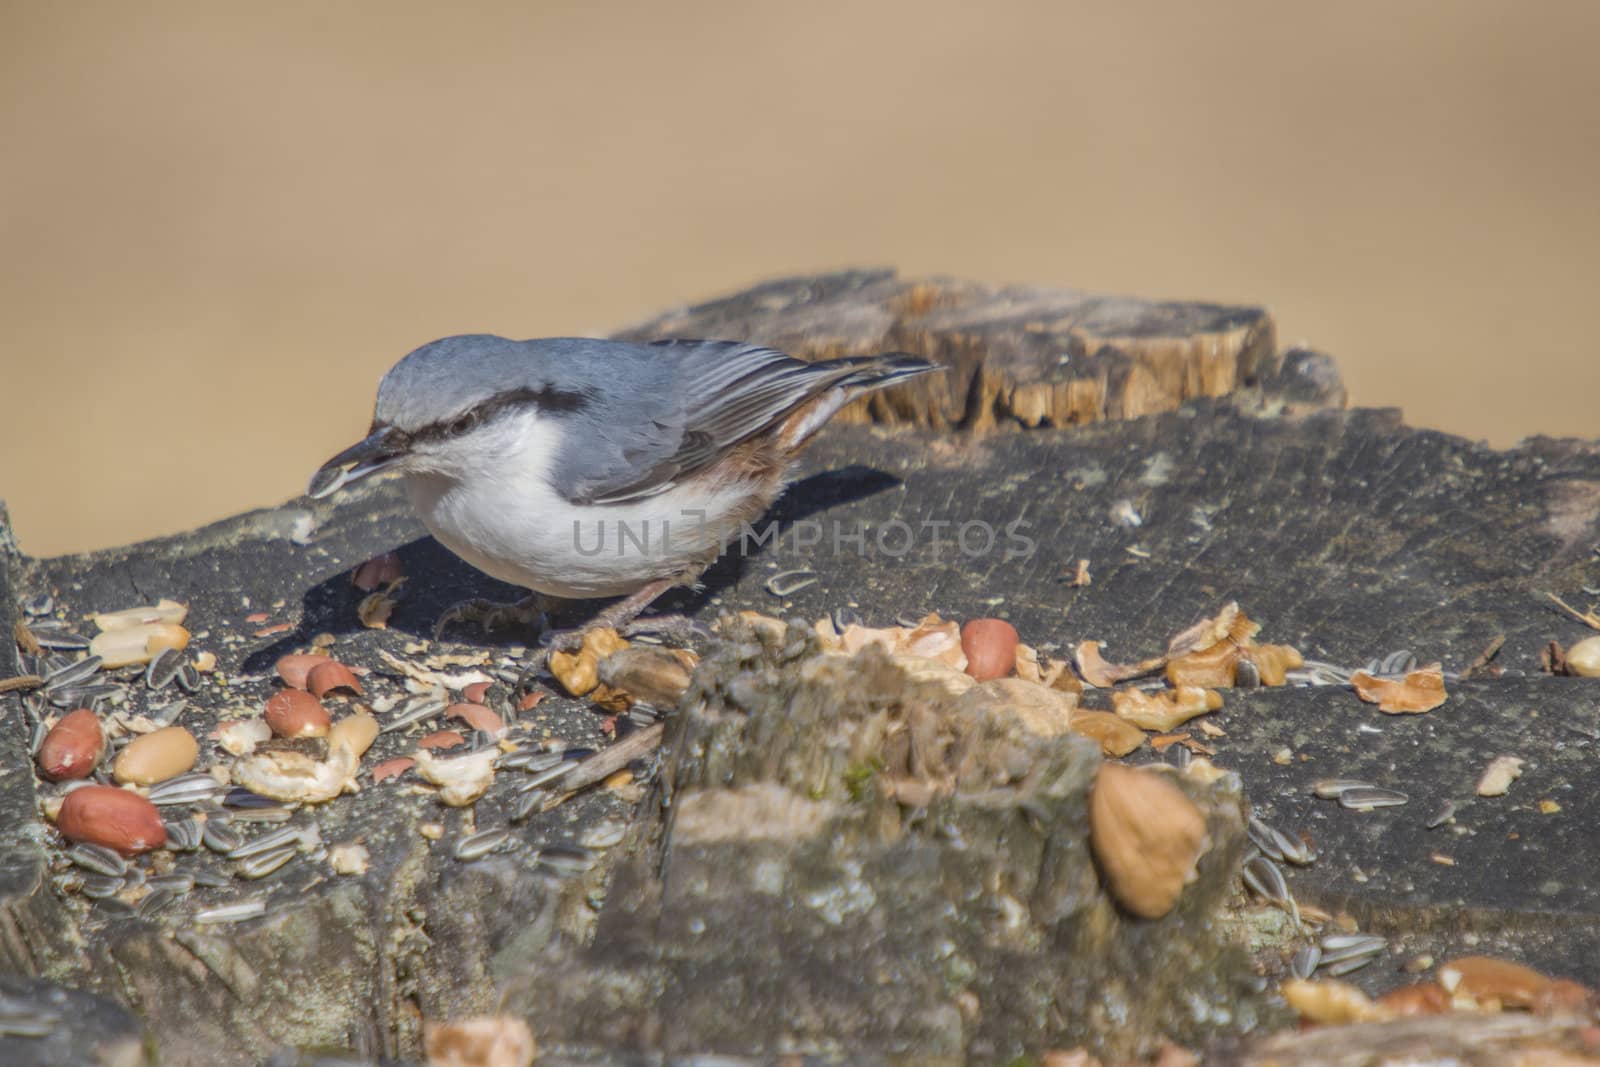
408, 384, 590, 444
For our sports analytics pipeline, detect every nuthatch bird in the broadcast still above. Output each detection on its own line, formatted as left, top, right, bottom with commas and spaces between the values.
310, 335, 939, 642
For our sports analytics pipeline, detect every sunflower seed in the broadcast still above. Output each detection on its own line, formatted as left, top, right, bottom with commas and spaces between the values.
202, 821, 244, 854
1320, 933, 1387, 965
381, 695, 448, 734
1242, 855, 1290, 905
454, 826, 511, 861
190, 869, 232, 889
1377, 650, 1418, 676
137, 886, 178, 918
1426, 800, 1456, 829
1339, 786, 1409, 811
522, 761, 580, 790
1247, 817, 1283, 861
43, 655, 103, 692
145, 647, 184, 689
149, 699, 189, 727
227, 806, 295, 823
764, 569, 817, 598
1233, 657, 1262, 689
67, 843, 128, 877
0, 1000, 59, 1038
579, 820, 627, 850
31, 628, 90, 651
1270, 826, 1315, 866
832, 605, 864, 631
81, 874, 124, 899
1290, 944, 1321, 980
147, 873, 194, 894
47, 682, 124, 708
1321, 953, 1380, 977
226, 826, 303, 859
236, 845, 298, 879
52, 872, 85, 895
174, 663, 201, 693
625, 705, 664, 728
23, 592, 54, 616
536, 843, 595, 876
223, 787, 280, 809
500, 749, 562, 773
1312, 778, 1375, 800
194, 899, 266, 924
511, 789, 548, 821
148, 774, 222, 806
29, 720, 48, 758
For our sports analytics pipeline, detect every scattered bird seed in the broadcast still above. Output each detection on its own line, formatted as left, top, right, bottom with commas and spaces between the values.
522, 761, 581, 790
80, 874, 124, 899
30, 628, 90, 651
1339, 786, 1409, 811
579, 820, 627, 850
536, 843, 595, 876
1374, 650, 1418, 677
22, 592, 54, 616
193, 899, 267, 924
236, 845, 299, 879
148, 774, 223, 806
67, 843, 128, 878
174, 663, 201, 693
1233, 657, 1262, 688
0, 997, 59, 1038
190, 869, 232, 889
1242, 855, 1290, 906
47, 682, 124, 708
511, 789, 549, 821
28, 720, 48, 758
1270, 826, 1315, 866
223, 787, 280, 809
832, 605, 863, 630
454, 826, 512, 861
228, 806, 295, 824
1319, 955, 1375, 977
1247, 817, 1283, 861
226, 826, 305, 860
147, 873, 195, 894
43, 655, 103, 692
202, 821, 244, 854
145, 647, 184, 689
137, 887, 178, 919
764, 569, 817, 598
1426, 800, 1457, 829
381, 696, 448, 734
1290, 945, 1321, 979
1319, 933, 1387, 966
1311, 778, 1374, 800
149, 700, 189, 727
501, 749, 563, 774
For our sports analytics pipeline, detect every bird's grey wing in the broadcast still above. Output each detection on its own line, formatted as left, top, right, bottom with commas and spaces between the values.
553, 340, 863, 506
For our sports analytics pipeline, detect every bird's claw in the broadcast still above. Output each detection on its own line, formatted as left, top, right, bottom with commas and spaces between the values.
433, 596, 548, 642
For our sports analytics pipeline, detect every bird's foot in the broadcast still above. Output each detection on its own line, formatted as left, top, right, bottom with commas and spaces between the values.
433, 594, 549, 642
621, 613, 713, 648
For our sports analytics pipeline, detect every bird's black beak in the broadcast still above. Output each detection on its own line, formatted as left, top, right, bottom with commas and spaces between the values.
307, 425, 408, 499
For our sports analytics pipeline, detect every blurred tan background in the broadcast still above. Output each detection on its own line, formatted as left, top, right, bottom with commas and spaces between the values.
2, 0, 1597, 558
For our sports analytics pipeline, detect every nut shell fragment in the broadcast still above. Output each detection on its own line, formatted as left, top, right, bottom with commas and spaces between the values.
1088, 763, 1209, 919
596, 646, 697, 707
549, 628, 628, 697
1280, 978, 1387, 1024
446, 703, 505, 738
275, 654, 332, 689
1351, 663, 1447, 714
1475, 755, 1524, 797
92, 599, 188, 632
414, 747, 498, 807
306, 661, 364, 698
1068, 710, 1147, 757
1111, 686, 1222, 732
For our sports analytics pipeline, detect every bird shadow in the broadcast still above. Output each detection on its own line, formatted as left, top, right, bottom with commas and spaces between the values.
244, 465, 900, 673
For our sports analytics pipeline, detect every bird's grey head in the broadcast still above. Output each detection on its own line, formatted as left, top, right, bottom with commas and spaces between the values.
307, 334, 590, 498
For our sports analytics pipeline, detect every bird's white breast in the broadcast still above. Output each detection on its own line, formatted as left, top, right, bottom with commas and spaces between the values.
403, 412, 769, 599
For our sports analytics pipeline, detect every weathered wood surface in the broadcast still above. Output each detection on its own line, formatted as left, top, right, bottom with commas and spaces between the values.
2, 271, 1599, 1065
